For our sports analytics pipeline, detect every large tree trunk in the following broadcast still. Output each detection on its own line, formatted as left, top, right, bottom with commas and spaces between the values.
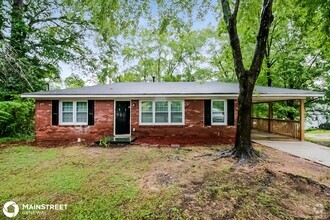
10, 0, 26, 55
217, 0, 273, 161
235, 76, 255, 158
266, 61, 272, 87
0, 0, 4, 39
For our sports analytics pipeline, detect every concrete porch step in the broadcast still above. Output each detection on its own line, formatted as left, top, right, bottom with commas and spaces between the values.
106, 136, 136, 144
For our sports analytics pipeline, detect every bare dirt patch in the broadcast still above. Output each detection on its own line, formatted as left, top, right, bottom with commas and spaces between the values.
140, 146, 235, 191
140, 144, 330, 219
135, 136, 233, 145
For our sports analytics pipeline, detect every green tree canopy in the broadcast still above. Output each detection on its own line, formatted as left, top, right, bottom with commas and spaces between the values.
0, 0, 96, 100
64, 74, 85, 88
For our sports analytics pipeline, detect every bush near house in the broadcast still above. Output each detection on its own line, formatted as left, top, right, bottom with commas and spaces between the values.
319, 123, 330, 130
0, 98, 34, 138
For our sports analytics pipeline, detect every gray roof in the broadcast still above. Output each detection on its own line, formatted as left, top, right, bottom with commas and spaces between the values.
21, 82, 323, 99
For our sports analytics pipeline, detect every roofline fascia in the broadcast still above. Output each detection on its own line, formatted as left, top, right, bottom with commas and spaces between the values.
21, 93, 324, 99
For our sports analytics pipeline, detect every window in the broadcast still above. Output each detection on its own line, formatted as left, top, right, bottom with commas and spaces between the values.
155, 101, 168, 123
76, 102, 88, 122
60, 101, 88, 125
140, 100, 184, 125
171, 101, 183, 123
211, 100, 227, 125
141, 101, 153, 123
62, 102, 73, 123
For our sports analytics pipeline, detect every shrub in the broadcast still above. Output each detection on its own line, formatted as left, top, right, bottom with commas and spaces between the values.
319, 123, 330, 130
0, 99, 34, 137
99, 136, 110, 147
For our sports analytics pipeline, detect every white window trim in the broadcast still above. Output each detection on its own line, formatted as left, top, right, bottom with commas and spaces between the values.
139, 100, 185, 125
59, 101, 88, 125
211, 99, 227, 125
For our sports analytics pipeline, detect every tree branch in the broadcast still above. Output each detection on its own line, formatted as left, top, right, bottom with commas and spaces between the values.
221, 0, 245, 76
29, 16, 67, 27
232, 0, 240, 19
307, 51, 322, 71
269, 59, 276, 67
265, 19, 278, 58
249, 0, 274, 78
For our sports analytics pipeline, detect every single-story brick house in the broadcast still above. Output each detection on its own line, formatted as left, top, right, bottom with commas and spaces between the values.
22, 82, 323, 144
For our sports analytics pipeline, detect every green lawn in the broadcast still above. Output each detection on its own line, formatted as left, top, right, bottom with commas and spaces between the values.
0, 145, 329, 219
305, 130, 330, 147
0, 146, 184, 219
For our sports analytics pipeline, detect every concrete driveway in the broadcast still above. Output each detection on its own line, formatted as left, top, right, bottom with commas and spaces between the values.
252, 130, 330, 167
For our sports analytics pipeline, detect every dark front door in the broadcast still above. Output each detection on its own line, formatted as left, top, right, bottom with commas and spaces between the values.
115, 101, 130, 135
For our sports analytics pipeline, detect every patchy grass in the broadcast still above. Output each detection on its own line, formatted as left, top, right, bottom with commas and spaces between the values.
305, 130, 330, 147
305, 129, 330, 134
0, 144, 329, 219
0, 134, 34, 144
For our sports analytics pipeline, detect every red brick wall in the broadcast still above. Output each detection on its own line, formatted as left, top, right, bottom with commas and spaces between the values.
131, 100, 238, 144
35, 100, 114, 142
35, 99, 237, 144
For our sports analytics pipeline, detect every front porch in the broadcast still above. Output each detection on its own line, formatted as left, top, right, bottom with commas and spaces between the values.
252, 99, 305, 141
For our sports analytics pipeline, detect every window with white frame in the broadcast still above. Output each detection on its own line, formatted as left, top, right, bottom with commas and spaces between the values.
60, 101, 88, 125
171, 101, 183, 123
140, 100, 184, 125
141, 101, 153, 123
211, 100, 227, 125
155, 101, 168, 123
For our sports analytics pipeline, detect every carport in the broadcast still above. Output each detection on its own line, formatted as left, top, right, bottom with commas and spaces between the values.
251, 89, 323, 141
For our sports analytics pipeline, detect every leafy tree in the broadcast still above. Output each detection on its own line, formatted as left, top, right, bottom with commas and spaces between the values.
0, 0, 93, 99
64, 74, 85, 88
0, 41, 32, 99
217, 0, 274, 160
0, 0, 96, 137
74, 0, 216, 84
214, 0, 330, 121
95, 11, 213, 83
299, 0, 330, 35
254, 0, 330, 120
